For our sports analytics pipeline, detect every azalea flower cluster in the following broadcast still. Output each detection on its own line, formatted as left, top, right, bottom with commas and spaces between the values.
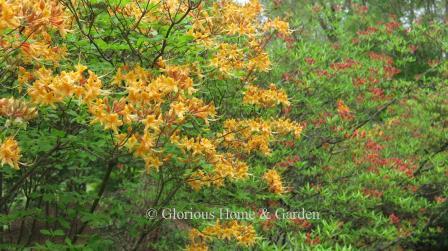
220, 118, 303, 156
243, 83, 290, 108
25, 65, 102, 106
110, 0, 287, 76
263, 169, 285, 194
186, 220, 256, 251
263, 17, 291, 35
189, 0, 289, 75
110, 65, 218, 174
0, 0, 69, 64
0, 98, 37, 122
0, 137, 21, 169
109, 0, 197, 34
0, 98, 37, 169
210, 43, 246, 75
20, 62, 246, 188
12, 2, 300, 196
172, 135, 249, 190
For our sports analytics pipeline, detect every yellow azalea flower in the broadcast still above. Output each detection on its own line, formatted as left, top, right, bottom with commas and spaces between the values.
235, 224, 257, 246
103, 113, 122, 132
142, 114, 162, 131
17, 67, 33, 93
270, 118, 304, 138
243, 83, 289, 108
53, 73, 76, 98
263, 17, 291, 35
0, 98, 37, 121
187, 171, 209, 191
159, 76, 178, 93
220, 118, 303, 155
0, 0, 19, 31
195, 220, 256, 248
27, 66, 103, 106
118, 104, 135, 125
210, 43, 244, 74
112, 67, 125, 86
263, 169, 285, 194
133, 132, 157, 158
0, 137, 21, 169
144, 153, 163, 174
28, 80, 59, 106
184, 97, 216, 123
169, 101, 188, 120
91, 107, 123, 132
185, 243, 208, 251
186, 228, 208, 251
74, 64, 88, 77
82, 71, 102, 102
20, 41, 67, 64
247, 52, 271, 72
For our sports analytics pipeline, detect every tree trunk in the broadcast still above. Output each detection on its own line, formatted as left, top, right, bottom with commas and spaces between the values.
445, 0, 448, 20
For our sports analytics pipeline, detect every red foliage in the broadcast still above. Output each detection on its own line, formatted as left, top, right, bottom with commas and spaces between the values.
363, 188, 384, 198
389, 213, 400, 225
357, 27, 378, 36
291, 218, 312, 229
408, 44, 417, 54
276, 155, 300, 168
368, 52, 394, 65
304, 57, 316, 65
385, 21, 401, 33
353, 77, 367, 87
383, 65, 401, 79
316, 69, 333, 78
330, 58, 359, 71
305, 232, 321, 245
370, 87, 385, 100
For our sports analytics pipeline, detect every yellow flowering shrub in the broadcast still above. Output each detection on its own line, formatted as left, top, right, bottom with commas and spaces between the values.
0, 0, 305, 249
